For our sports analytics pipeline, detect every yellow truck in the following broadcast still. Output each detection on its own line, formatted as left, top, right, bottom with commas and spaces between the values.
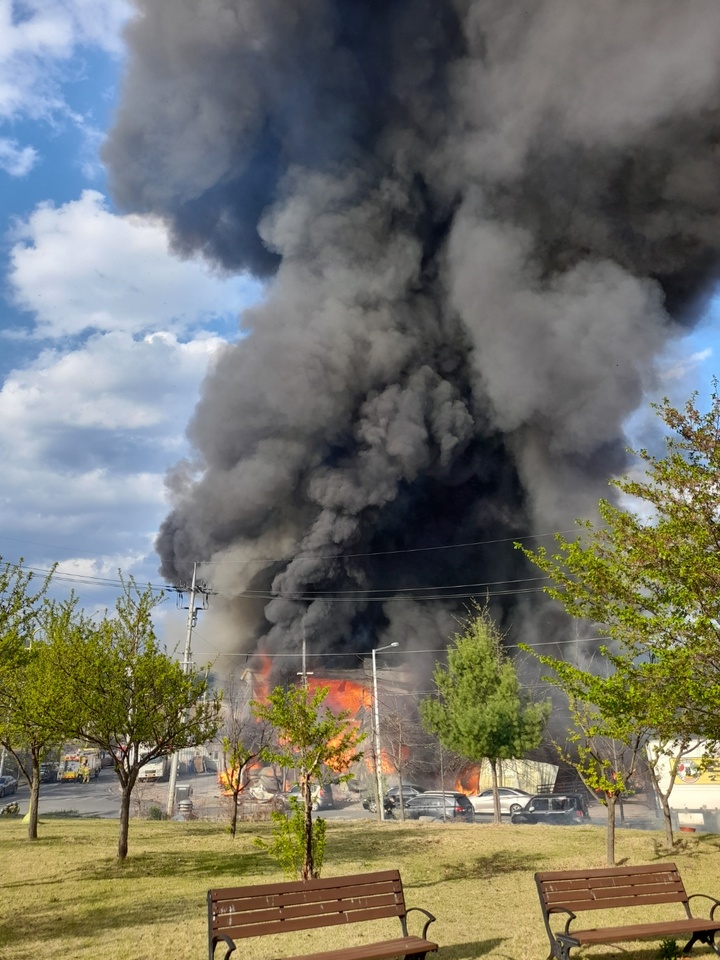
57, 750, 101, 782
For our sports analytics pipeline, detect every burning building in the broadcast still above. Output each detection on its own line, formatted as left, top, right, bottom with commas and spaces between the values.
104, 2, 720, 667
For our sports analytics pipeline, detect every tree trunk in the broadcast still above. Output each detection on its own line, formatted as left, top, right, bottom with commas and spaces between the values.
658, 791, 675, 850
118, 782, 132, 860
27, 756, 40, 841
302, 775, 314, 880
230, 791, 238, 838
606, 795, 616, 866
490, 758, 501, 825
397, 772, 405, 822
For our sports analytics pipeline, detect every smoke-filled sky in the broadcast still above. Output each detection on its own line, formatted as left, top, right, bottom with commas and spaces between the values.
102, 0, 720, 664
1, 1, 719, 667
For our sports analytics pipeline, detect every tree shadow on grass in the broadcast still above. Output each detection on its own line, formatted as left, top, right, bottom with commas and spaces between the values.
415, 850, 544, 887
0, 888, 203, 954
440, 939, 505, 959
78, 846, 274, 881
650, 831, 720, 862
326, 825, 447, 866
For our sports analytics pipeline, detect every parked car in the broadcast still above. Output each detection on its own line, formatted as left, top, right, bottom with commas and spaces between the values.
362, 795, 397, 815
283, 783, 334, 811
364, 783, 425, 815
384, 784, 425, 809
40, 762, 58, 783
0, 775, 18, 797
510, 793, 590, 825
468, 787, 531, 816
404, 791, 474, 822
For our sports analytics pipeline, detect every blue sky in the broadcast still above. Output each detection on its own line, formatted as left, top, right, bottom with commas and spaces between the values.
0, 0, 716, 638
0, 0, 261, 632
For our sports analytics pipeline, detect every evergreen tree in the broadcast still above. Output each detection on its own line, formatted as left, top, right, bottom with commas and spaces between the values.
421, 604, 550, 823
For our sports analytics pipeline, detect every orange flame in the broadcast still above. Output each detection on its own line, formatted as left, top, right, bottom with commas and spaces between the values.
307, 677, 372, 717
454, 764, 481, 795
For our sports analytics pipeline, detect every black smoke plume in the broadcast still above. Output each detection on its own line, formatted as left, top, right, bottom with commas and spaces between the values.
105, 0, 720, 662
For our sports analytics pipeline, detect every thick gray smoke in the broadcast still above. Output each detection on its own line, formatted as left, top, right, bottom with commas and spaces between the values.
105, 0, 720, 660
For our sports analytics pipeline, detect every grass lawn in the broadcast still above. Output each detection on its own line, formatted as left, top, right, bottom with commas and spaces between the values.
1, 817, 719, 960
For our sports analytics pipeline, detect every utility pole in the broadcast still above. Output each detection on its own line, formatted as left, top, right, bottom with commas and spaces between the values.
298, 621, 312, 689
166, 563, 198, 818
371, 642, 399, 821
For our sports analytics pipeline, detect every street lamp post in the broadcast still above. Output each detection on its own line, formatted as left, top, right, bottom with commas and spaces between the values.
371, 642, 399, 821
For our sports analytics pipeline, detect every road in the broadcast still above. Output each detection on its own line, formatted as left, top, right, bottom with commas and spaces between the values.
9, 776, 657, 827
11, 769, 205, 819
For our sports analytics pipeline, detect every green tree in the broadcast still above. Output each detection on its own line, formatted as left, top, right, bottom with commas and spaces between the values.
0, 557, 55, 654
528, 644, 700, 852
219, 674, 271, 838
520, 385, 720, 843
0, 559, 63, 839
47, 578, 221, 860
0, 600, 86, 840
252, 684, 365, 879
519, 385, 720, 738
528, 653, 660, 862
420, 604, 551, 824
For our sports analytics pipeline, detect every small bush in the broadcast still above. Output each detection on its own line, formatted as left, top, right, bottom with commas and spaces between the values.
254, 797, 326, 879
658, 938, 680, 960
147, 806, 165, 821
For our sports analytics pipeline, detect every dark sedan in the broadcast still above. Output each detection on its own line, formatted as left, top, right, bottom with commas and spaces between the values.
404, 791, 474, 822
0, 775, 18, 797
510, 793, 590, 825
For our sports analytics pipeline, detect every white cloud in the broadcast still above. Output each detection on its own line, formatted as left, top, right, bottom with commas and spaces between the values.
0, 0, 132, 123
8, 190, 261, 338
0, 136, 37, 175
0, 185, 263, 613
0, 328, 225, 461
0, 328, 228, 587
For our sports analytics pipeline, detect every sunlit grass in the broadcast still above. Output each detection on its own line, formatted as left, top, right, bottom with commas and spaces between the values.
0, 817, 718, 960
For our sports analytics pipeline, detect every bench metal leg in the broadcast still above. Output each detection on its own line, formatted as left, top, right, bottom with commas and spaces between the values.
683, 933, 720, 957
404, 953, 427, 960
553, 937, 573, 960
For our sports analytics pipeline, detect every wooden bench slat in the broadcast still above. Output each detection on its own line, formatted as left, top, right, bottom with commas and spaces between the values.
570, 918, 720, 946
283, 935, 438, 960
213, 892, 403, 929
544, 888, 687, 909
537, 863, 681, 882
543, 880, 684, 902
212, 870, 402, 902
216, 907, 407, 939
213, 887, 402, 915
213, 883, 403, 914
543, 872, 680, 893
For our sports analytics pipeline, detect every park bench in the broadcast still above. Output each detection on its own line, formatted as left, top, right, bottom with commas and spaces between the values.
208, 869, 438, 960
535, 862, 720, 960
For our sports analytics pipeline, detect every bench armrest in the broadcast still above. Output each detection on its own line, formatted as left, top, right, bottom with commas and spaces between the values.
210, 932, 237, 960
405, 907, 437, 939
687, 894, 720, 919
548, 906, 578, 938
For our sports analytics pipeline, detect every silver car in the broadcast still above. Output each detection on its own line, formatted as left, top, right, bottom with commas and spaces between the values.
468, 787, 530, 816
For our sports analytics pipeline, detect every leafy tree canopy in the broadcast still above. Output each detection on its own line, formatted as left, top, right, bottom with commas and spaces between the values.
520, 384, 720, 741
421, 603, 551, 766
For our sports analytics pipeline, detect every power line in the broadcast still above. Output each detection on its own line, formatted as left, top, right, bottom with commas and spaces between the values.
0, 525, 584, 571
197, 636, 608, 658
184, 527, 584, 565
228, 586, 547, 602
